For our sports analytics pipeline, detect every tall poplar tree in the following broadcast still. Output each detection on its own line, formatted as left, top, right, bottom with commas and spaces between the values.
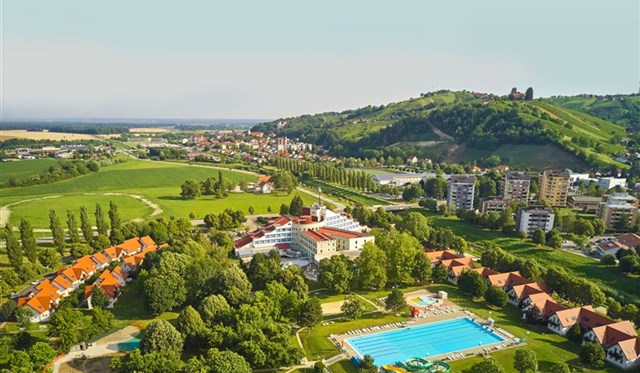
4, 224, 22, 269
19, 218, 38, 263
95, 203, 108, 236
49, 209, 66, 255
66, 210, 80, 243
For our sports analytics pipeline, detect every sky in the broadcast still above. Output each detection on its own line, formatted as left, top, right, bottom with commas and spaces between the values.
2, 0, 639, 120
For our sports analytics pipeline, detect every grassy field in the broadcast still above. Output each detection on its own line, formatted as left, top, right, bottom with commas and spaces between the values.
1, 160, 317, 226
452, 143, 585, 170
7, 193, 153, 228
416, 211, 640, 304
0, 158, 58, 183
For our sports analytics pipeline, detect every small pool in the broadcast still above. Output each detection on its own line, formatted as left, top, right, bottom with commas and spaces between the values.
412, 295, 438, 306
117, 338, 140, 351
346, 317, 504, 366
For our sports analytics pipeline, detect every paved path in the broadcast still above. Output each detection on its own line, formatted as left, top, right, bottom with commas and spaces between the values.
52, 326, 140, 373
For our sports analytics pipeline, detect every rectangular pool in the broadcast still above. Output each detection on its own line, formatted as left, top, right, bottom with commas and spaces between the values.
345, 317, 504, 366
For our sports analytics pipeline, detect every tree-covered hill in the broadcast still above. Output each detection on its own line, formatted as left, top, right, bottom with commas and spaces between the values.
253, 91, 629, 170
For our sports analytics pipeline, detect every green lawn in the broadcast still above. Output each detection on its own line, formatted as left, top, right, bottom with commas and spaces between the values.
1, 159, 317, 226
7, 193, 153, 228
111, 282, 179, 327
418, 211, 640, 304
0, 158, 58, 182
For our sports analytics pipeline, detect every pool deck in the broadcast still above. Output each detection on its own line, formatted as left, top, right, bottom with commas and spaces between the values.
331, 299, 523, 364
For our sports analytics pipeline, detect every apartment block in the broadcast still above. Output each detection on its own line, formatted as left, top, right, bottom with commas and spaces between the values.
596, 201, 639, 231
516, 206, 555, 236
447, 175, 476, 210
502, 172, 531, 202
539, 170, 570, 207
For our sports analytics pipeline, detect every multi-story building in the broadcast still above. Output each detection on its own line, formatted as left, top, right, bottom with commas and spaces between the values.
502, 172, 531, 202
596, 177, 627, 191
596, 201, 639, 231
233, 203, 372, 263
447, 175, 476, 210
603, 193, 639, 207
516, 206, 555, 236
481, 197, 508, 214
539, 170, 570, 207
567, 195, 602, 214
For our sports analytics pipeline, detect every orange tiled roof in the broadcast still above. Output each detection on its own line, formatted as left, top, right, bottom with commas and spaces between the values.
74, 255, 97, 273
590, 321, 638, 347
316, 227, 371, 239
52, 275, 72, 290
441, 257, 474, 270
140, 235, 156, 248
104, 246, 122, 260
25, 295, 51, 314
112, 266, 128, 280
616, 337, 640, 360
117, 237, 143, 255
487, 271, 529, 288
425, 250, 459, 264
510, 282, 548, 300
472, 267, 499, 278
91, 252, 109, 265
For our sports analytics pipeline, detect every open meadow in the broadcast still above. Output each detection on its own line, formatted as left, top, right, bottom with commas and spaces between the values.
0, 129, 118, 141
0, 158, 58, 183
0, 159, 316, 228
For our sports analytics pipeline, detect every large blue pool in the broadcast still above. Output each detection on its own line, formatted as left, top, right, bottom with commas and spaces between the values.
345, 317, 504, 366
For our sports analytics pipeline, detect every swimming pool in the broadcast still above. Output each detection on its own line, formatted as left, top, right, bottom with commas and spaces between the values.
412, 295, 438, 306
117, 338, 140, 351
345, 317, 504, 366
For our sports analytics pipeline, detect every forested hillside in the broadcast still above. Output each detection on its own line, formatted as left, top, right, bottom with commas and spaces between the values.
253, 91, 629, 170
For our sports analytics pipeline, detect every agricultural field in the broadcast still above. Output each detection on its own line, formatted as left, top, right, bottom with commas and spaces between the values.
0, 129, 116, 141
0, 159, 316, 228
0, 158, 58, 183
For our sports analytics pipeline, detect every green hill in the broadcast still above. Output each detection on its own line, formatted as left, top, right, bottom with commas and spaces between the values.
542, 94, 640, 128
253, 91, 629, 170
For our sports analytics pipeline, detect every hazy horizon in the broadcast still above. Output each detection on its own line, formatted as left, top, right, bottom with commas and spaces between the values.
3, 0, 639, 120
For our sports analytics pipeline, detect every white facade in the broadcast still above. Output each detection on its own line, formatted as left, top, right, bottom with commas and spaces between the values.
447, 175, 476, 210
516, 206, 555, 236
597, 177, 627, 190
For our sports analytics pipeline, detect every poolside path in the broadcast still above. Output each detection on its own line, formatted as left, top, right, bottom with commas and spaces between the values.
51, 326, 140, 373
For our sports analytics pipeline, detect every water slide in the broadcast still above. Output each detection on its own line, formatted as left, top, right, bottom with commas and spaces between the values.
383, 358, 451, 373
382, 365, 409, 373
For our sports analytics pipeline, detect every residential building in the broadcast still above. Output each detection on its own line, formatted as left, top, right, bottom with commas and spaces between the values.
604, 193, 639, 207
502, 172, 531, 202
568, 196, 602, 214
596, 201, 638, 231
447, 175, 476, 210
507, 282, 548, 307
425, 250, 460, 268
485, 271, 529, 290
539, 170, 570, 206
597, 177, 627, 190
18, 236, 162, 322
481, 197, 508, 214
254, 175, 273, 194
516, 206, 555, 236
520, 292, 566, 319
594, 233, 640, 257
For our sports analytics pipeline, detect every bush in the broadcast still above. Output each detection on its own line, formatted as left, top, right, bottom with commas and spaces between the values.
580, 342, 605, 368
600, 254, 616, 265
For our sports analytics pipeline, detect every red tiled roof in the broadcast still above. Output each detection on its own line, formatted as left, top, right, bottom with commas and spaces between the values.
52, 275, 72, 290
25, 295, 51, 314
74, 255, 97, 273
316, 227, 370, 239
112, 266, 128, 280
104, 246, 122, 260
511, 282, 548, 300
303, 229, 332, 242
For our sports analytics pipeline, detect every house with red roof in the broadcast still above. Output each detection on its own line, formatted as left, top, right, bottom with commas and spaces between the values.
605, 337, 640, 369
584, 321, 637, 348
507, 282, 548, 306
425, 250, 459, 267
18, 236, 164, 322
520, 292, 566, 319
